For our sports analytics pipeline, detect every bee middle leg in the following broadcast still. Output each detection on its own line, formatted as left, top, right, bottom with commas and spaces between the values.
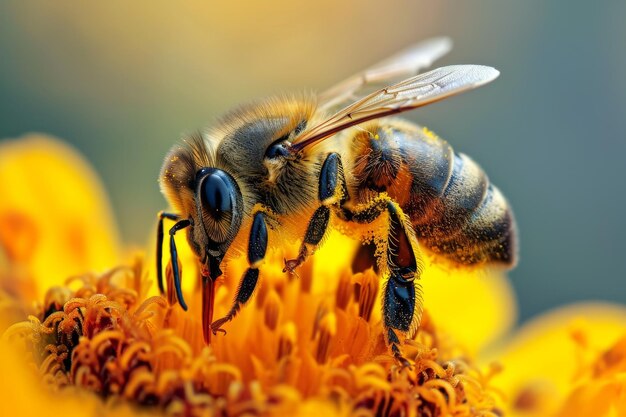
209, 210, 268, 339
282, 152, 421, 362
283, 152, 349, 273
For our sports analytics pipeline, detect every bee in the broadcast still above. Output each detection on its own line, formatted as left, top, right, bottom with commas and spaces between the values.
157, 37, 517, 363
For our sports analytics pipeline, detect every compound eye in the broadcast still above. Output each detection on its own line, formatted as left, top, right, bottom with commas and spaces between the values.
200, 170, 234, 218
265, 141, 290, 159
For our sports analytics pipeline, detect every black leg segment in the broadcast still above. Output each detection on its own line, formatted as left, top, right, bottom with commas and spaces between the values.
210, 211, 268, 335
156, 211, 180, 295
232, 268, 259, 312
383, 273, 416, 332
319, 152, 348, 204
284, 153, 347, 273
248, 211, 268, 265
169, 219, 191, 311
304, 206, 331, 245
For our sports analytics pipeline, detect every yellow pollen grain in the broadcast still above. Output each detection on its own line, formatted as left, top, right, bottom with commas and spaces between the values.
421, 126, 438, 142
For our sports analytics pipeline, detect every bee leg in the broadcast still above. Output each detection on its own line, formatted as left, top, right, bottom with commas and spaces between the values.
210, 211, 267, 336
344, 198, 422, 364
284, 153, 348, 273
384, 203, 421, 365
167, 219, 191, 311
156, 211, 180, 295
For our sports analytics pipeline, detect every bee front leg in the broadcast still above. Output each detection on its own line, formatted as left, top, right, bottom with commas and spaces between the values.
156, 211, 180, 295
156, 211, 191, 310
209, 210, 268, 338
343, 197, 422, 365
284, 153, 348, 274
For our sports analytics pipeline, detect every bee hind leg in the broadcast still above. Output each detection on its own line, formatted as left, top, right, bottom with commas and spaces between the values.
209, 211, 268, 339
384, 202, 422, 366
344, 198, 423, 365
284, 152, 348, 274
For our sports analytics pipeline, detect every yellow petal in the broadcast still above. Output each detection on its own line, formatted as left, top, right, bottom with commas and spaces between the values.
0, 134, 120, 301
421, 263, 517, 355
556, 378, 625, 417
484, 303, 626, 417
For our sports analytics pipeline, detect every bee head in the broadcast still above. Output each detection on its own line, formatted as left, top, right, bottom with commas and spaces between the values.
160, 96, 317, 278
160, 132, 245, 279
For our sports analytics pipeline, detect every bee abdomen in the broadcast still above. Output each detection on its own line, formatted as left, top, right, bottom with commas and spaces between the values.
350, 121, 517, 268
422, 182, 517, 266
415, 152, 488, 239
412, 148, 517, 266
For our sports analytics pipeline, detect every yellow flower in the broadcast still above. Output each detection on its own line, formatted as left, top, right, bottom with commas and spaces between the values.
485, 303, 626, 417
0, 134, 120, 302
1, 134, 624, 417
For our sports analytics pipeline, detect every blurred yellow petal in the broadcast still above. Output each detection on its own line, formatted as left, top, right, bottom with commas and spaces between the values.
557, 378, 625, 417
485, 303, 626, 417
0, 134, 120, 301
553, 332, 626, 417
421, 263, 517, 356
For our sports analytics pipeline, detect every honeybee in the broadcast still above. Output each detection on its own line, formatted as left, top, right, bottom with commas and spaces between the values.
157, 37, 517, 363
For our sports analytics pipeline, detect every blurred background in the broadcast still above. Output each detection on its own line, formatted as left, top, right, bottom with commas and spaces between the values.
0, 1, 624, 324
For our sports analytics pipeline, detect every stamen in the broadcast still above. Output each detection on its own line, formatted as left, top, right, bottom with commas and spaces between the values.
43, 286, 72, 316
277, 322, 297, 360
335, 270, 352, 310
355, 269, 378, 321
315, 312, 336, 364
298, 254, 315, 293
3, 249, 505, 416
264, 289, 281, 331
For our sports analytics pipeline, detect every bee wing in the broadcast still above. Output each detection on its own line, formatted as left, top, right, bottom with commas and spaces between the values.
318, 37, 452, 112
292, 65, 499, 152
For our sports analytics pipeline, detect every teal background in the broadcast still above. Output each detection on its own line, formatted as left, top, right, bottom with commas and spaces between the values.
1, 1, 625, 323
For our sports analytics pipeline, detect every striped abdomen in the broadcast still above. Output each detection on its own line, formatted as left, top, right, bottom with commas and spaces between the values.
349, 120, 517, 267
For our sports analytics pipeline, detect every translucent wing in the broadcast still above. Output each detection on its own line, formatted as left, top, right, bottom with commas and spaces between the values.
292, 65, 499, 152
318, 37, 452, 112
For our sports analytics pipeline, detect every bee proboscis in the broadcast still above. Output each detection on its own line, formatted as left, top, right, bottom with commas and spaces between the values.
157, 37, 517, 363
